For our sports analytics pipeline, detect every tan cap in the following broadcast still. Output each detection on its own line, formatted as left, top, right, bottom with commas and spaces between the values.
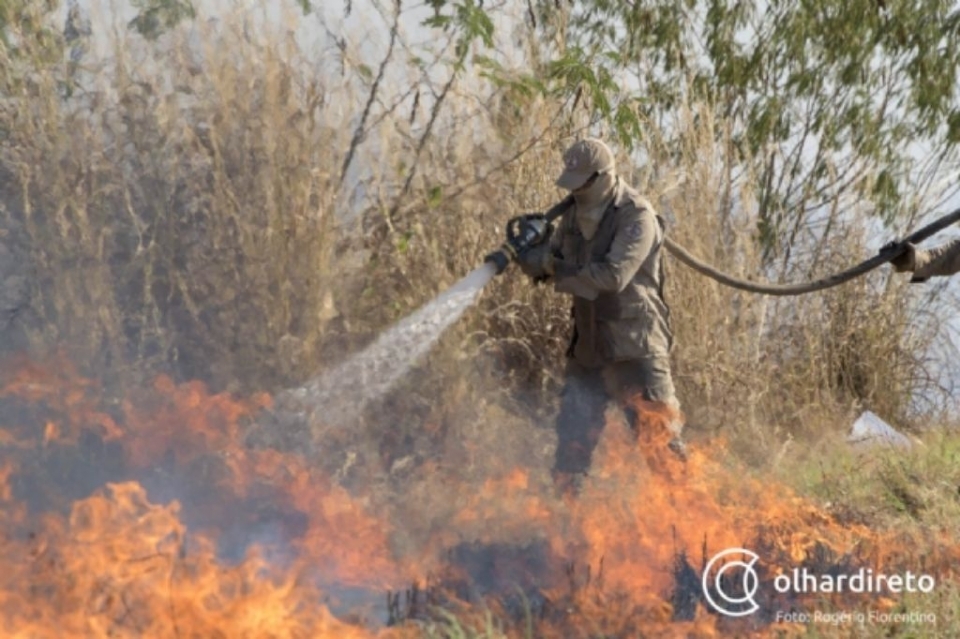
556, 138, 616, 190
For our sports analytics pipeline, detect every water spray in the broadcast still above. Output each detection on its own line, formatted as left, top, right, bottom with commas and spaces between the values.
281, 263, 498, 427
279, 197, 576, 428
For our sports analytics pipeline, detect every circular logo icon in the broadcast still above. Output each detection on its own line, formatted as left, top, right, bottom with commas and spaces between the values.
701, 548, 761, 617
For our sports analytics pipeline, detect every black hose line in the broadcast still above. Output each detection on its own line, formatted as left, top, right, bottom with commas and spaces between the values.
542, 196, 960, 296
661, 207, 960, 296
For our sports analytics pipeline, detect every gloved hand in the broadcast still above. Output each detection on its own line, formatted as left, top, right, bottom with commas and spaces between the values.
881, 240, 917, 273
516, 243, 555, 280
552, 259, 580, 279
553, 260, 599, 299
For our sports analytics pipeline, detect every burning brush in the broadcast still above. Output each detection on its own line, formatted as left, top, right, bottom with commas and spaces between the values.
0, 354, 957, 638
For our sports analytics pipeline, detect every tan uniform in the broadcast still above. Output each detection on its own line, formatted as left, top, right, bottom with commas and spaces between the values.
521, 137, 685, 488
548, 178, 676, 395
519, 176, 682, 479
913, 237, 960, 280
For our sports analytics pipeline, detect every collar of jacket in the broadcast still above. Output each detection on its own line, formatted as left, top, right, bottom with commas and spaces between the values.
610, 175, 635, 209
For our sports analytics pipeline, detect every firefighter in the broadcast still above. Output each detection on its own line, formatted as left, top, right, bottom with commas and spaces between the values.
888, 237, 960, 281
516, 138, 686, 495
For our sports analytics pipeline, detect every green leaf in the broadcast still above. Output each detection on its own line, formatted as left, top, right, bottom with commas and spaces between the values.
423, 14, 452, 30
427, 185, 443, 208
128, 0, 196, 40
947, 110, 960, 144
395, 230, 414, 254
873, 169, 899, 208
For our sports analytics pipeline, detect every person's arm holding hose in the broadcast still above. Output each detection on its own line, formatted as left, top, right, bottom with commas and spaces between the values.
889, 237, 960, 282
552, 202, 655, 299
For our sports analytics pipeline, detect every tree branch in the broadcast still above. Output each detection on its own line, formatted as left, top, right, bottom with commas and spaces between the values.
337, 0, 402, 191
386, 49, 465, 222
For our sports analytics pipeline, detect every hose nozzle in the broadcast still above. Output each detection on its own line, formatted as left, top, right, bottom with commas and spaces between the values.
484, 246, 513, 274
483, 214, 552, 275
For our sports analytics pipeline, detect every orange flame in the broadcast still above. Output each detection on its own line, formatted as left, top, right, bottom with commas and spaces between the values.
0, 354, 956, 638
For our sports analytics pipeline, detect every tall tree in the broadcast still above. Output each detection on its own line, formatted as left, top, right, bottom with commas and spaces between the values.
428, 0, 960, 260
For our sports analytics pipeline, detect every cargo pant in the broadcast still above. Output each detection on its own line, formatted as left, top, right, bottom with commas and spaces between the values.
553, 358, 683, 481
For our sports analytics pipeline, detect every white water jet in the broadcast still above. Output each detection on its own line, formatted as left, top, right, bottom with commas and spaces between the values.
280, 262, 498, 426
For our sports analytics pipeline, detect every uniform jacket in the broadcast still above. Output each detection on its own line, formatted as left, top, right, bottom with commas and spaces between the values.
914, 237, 960, 280
546, 178, 674, 368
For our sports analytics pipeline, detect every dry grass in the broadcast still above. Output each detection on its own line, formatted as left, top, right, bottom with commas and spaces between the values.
0, 1, 955, 471
3, 8, 351, 392
3, 6, 959, 638
632, 103, 954, 464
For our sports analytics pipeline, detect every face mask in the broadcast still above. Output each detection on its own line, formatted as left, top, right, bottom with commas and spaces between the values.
573, 172, 616, 240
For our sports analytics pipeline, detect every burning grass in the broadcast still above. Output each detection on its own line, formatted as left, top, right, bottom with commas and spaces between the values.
1, 10, 958, 637
1, 354, 957, 638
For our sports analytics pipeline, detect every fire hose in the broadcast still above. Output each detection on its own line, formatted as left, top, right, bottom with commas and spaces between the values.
484, 198, 960, 296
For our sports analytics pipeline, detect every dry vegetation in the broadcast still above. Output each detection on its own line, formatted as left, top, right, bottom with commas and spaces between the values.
1, 3, 956, 462
1, 3, 960, 637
